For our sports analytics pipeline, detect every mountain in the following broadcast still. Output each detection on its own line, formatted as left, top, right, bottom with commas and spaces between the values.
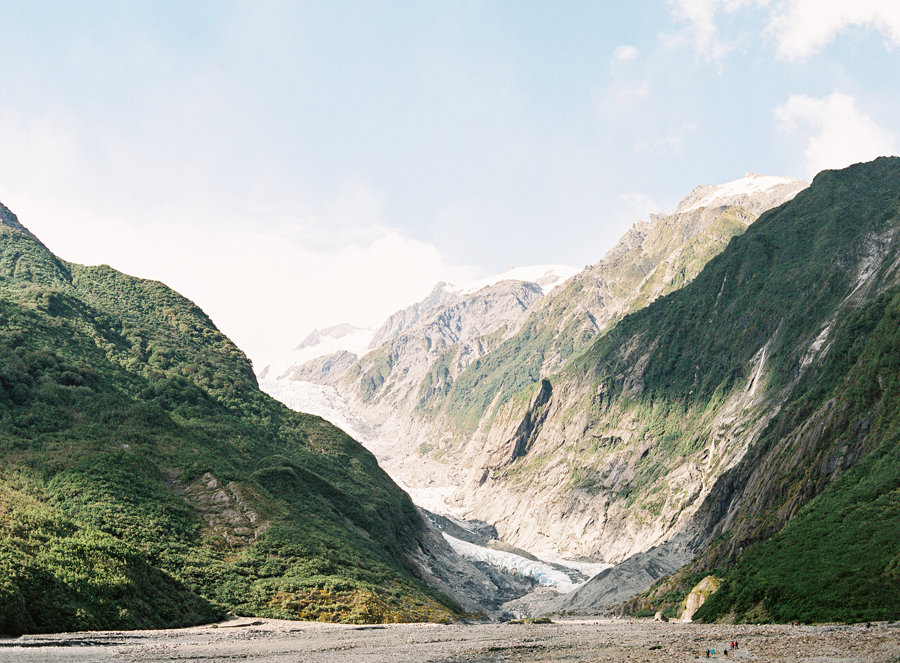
504, 157, 900, 622
267, 172, 807, 547
257, 323, 374, 380
0, 202, 466, 635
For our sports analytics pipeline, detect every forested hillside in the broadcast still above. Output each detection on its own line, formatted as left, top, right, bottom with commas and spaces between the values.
0, 204, 459, 635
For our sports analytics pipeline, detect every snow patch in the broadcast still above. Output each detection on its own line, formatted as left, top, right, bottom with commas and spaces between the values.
535, 555, 612, 580
259, 326, 374, 380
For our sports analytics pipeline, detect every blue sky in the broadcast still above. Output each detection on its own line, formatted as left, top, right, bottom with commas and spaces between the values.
0, 1, 898, 365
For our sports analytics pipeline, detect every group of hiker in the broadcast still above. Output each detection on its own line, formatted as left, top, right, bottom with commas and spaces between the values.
704, 640, 739, 657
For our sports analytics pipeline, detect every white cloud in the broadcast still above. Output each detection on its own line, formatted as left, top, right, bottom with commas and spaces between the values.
667, 0, 770, 61
669, 0, 900, 62
612, 45, 640, 64
767, 0, 900, 60
775, 91, 896, 178
602, 45, 650, 113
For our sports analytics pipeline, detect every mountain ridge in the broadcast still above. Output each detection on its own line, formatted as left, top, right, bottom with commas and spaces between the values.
515, 157, 900, 620
260, 163, 900, 623
286, 171, 808, 556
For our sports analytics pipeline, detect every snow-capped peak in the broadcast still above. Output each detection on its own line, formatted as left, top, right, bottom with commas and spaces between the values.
257, 324, 374, 380
673, 172, 807, 215
449, 264, 581, 297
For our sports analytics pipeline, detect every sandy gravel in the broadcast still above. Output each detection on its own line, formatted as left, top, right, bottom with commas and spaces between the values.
1, 617, 898, 663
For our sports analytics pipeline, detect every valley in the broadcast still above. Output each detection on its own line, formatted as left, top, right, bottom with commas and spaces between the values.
260, 160, 900, 623
2, 158, 899, 635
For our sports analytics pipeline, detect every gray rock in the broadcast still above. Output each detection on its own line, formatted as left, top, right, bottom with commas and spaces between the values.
524, 535, 695, 617
279, 350, 357, 384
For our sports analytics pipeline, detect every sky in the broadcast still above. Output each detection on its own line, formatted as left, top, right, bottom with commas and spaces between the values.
0, 1, 898, 368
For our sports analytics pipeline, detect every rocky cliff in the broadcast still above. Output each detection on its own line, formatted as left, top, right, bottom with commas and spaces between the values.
522, 158, 900, 621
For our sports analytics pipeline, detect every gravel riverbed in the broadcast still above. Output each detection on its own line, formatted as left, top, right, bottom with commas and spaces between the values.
1, 617, 898, 662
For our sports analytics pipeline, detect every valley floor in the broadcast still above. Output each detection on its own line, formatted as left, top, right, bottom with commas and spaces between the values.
1, 616, 898, 662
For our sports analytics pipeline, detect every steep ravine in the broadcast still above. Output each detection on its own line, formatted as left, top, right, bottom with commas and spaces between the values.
532, 158, 900, 618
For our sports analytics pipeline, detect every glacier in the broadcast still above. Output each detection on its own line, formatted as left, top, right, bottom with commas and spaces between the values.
441, 533, 611, 593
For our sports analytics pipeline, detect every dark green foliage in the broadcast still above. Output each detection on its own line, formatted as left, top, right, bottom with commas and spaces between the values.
576, 158, 900, 404
420, 205, 755, 437
0, 223, 459, 634
695, 284, 900, 623
432, 322, 547, 432
0, 482, 221, 635
695, 438, 900, 623
591, 158, 900, 623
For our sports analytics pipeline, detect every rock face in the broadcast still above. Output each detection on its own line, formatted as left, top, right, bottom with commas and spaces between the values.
514, 159, 900, 618
174, 472, 271, 549
295, 323, 367, 351
265, 171, 842, 613
406, 509, 537, 617
278, 350, 357, 384
512, 536, 695, 616
341, 278, 547, 422
679, 575, 721, 622
368, 282, 461, 349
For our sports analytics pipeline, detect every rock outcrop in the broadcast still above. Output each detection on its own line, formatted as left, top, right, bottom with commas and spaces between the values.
174, 472, 271, 549
679, 575, 721, 621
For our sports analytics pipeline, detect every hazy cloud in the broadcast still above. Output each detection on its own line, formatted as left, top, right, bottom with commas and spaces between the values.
12, 195, 478, 367
669, 0, 900, 62
667, 0, 769, 61
612, 45, 640, 64
775, 91, 896, 178
767, 0, 900, 60
0, 104, 477, 365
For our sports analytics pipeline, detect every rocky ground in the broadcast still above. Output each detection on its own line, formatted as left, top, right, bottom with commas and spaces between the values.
1, 617, 898, 662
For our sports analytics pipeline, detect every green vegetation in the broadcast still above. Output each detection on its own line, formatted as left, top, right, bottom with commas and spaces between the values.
695, 435, 900, 623
589, 157, 900, 623
423, 205, 754, 441
694, 284, 900, 623
577, 159, 900, 403
506, 616, 552, 624
619, 568, 712, 620
0, 222, 459, 635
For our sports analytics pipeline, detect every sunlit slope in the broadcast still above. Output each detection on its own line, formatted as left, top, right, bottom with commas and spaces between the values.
422, 204, 756, 434
560, 157, 900, 621
0, 210, 459, 635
